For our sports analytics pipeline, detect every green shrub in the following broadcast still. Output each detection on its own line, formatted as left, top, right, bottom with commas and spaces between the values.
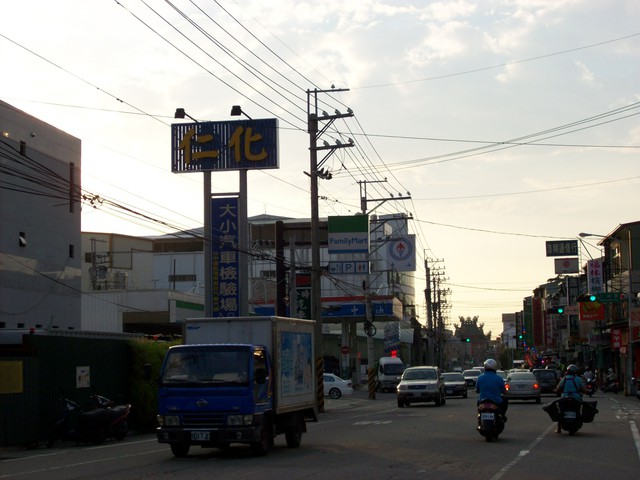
127, 339, 175, 432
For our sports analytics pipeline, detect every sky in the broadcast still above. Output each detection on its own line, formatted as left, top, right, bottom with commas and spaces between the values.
1, 0, 639, 336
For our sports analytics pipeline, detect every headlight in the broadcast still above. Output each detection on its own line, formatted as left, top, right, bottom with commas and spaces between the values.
157, 415, 180, 426
227, 414, 253, 426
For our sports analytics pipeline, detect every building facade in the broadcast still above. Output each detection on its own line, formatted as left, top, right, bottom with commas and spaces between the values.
0, 101, 82, 333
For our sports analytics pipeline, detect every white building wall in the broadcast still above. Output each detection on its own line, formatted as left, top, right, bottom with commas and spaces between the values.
0, 101, 82, 331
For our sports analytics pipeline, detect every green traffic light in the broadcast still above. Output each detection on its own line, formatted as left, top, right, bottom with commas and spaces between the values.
465, 338, 470, 342
588, 294, 597, 302
557, 307, 564, 314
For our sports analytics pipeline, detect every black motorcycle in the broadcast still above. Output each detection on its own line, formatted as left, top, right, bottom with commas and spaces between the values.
47, 398, 109, 447
556, 397, 583, 435
88, 393, 131, 441
477, 399, 505, 442
584, 378, 596, 397
602, 379, 621, 393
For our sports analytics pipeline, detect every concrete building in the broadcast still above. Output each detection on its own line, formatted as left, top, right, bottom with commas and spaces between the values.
0, 101, 82, 332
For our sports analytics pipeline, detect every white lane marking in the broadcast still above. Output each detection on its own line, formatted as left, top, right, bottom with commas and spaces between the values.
489, 423, 555, 480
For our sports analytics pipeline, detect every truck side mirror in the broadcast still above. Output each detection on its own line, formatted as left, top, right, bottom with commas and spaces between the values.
255, 368, 267, 384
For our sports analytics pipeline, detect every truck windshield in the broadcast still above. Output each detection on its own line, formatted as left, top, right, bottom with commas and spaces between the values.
381, 364, 405, 375
161, 346, 251, 386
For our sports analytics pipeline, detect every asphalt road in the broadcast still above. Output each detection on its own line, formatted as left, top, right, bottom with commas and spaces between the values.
2, 388, 639, 480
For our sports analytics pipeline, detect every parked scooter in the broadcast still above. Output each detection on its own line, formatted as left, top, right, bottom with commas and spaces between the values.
88, 393, 131, 441
47, 398, 108, 447
584, 378, 596, 397
477, 399, 505, 442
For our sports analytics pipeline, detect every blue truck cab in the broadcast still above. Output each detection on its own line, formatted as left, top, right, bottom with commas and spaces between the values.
156, 316, 317, 457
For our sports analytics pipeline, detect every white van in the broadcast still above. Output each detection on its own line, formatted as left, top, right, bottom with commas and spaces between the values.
376, 356, 406, 392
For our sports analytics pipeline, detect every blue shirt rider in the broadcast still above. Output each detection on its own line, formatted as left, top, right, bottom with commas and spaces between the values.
475, 358, 508, 418
556, 364, 585, 401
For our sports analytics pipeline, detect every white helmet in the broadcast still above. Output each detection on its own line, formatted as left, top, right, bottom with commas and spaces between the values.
484, 358, 497, 371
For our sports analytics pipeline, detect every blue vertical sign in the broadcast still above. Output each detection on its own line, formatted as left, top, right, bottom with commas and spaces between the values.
211, 197, 239, 317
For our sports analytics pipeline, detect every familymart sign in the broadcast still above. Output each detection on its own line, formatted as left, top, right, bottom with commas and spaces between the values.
328, 215, 369, 254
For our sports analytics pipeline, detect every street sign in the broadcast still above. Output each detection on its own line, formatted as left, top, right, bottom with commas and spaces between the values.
596, 292, 625, 303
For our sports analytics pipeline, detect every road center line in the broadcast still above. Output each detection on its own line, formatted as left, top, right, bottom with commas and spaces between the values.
489, 423, 554, 480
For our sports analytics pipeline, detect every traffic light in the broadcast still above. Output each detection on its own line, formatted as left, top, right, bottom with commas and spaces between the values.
577, 293, 597, 302
548, 306, 564, 314
465, 337, 471, 343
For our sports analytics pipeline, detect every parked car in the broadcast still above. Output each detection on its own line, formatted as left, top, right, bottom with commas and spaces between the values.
505, 371, 541, 403
532, 368, 560, 394
462, 369, 482, 387
323, 373, 353, 399
397, 366, 446, 407
442, 372, 468, 398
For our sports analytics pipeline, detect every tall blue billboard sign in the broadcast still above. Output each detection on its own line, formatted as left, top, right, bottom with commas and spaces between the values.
212, 197, 240, 317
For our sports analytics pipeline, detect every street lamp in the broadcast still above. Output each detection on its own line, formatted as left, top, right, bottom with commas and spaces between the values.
230, 105, 252, 120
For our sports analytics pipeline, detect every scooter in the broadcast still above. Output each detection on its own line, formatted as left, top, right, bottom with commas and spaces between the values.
556, 397, 583, 435
88, 393, 131, 441
47, 398, 109, 447
584, 378, 596, 397
602, 379, 620, 393
477, 399, 505, 442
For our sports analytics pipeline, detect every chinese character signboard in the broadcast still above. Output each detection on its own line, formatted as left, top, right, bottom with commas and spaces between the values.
328, 215, 369, 254
579, 300, 605, 321
294, 274, 311, 319
587, 259, 604, 294
171, 119, 278, 172
545, 240, 578, 257
211, 197, 239, 317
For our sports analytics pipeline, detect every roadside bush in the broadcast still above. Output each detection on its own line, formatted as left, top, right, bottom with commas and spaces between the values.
127, 339, 175, 432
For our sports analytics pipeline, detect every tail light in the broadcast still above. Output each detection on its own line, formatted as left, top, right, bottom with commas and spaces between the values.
505, 384, 510, 391
533, 383, 539, 390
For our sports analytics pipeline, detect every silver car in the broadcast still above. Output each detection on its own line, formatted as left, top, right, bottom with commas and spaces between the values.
396, 366, 446, 407
505, 371, 541, 403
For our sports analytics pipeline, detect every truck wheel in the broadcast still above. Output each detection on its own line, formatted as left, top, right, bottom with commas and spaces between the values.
285, 414, 304, 448
251, 419, 272, 456
170, 443, 190, 457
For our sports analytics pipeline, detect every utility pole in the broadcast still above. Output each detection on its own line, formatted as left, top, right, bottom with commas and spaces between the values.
308, 88, 353, 409
359, 179, 411, 398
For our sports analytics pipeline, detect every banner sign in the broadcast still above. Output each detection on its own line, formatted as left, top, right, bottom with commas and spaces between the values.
211, 197, 239, 317
171, 119, 278, 172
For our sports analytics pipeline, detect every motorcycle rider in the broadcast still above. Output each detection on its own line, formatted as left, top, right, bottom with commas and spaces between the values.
475, 358, 508, 420
554, 364, 586, 433
582, 366, 594, 382
605, 368, 617, 389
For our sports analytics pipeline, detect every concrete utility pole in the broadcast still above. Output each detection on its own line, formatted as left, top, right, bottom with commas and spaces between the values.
359, 179, 411, 398
307, 88, 353, 409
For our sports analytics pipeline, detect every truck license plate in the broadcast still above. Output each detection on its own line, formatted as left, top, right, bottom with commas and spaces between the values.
191, 431, 210, 441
